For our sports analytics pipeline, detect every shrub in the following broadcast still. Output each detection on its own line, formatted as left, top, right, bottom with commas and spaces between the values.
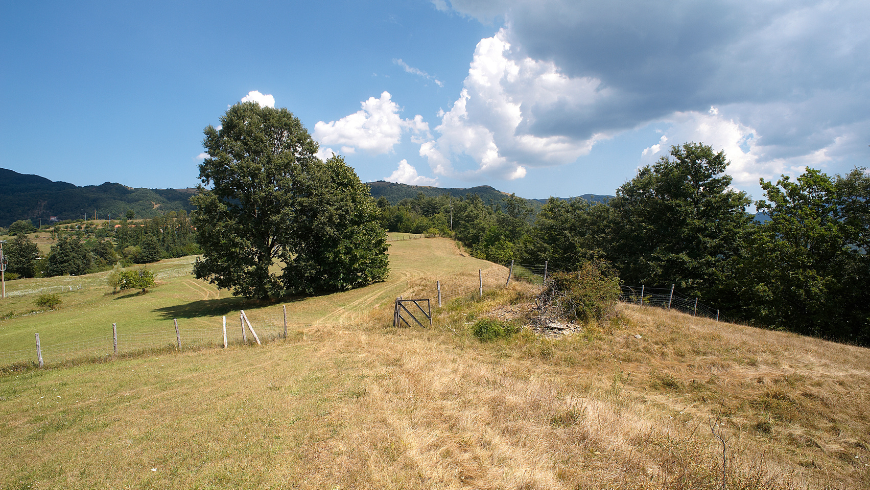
118, 268, 155, 293
472, 318, 518, 342
35, 293, 62, 310
539, 261, 621, 324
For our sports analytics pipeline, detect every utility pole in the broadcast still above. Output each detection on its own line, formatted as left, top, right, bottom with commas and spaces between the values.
0, 240, 6, 299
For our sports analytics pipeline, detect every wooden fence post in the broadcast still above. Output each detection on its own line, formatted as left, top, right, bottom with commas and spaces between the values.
222, 316, 227, 348
112, 323, 118, 355
716, 310, 720, 322
283, 305, 287, 339
640, 285, 644, 305
174, 319, 181, 351
479, 269, 483, 298
437, 281, 441, 308
543, 260, 548, 283
668, 284, 675, 310
240, 311, 261, 345
35, 333, 43, 368
693, 297, 698, 316
241, 312, 247, 343
505, 260, 514, 287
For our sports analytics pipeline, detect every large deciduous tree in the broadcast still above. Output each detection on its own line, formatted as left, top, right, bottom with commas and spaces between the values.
738, 168, 870, 344
192, 102, 388, 299
605, 142, 752, 300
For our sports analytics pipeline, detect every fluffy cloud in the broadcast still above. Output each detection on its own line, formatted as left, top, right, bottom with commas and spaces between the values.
420, 30, 602, 180
313, 92, 429, 155
433, 0, 870, 188
240, 90, 275, 108
386, 159, 439, 186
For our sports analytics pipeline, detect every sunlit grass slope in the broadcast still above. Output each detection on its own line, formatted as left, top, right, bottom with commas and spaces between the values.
1, 236, 869, 489
0, 236, 506, 365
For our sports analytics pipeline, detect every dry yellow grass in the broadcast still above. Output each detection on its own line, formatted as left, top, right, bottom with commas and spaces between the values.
2, 239, 869, 488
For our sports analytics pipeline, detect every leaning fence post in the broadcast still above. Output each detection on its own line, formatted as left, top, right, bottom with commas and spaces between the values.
283, 305, 287, 339
112, 323, 118, 355
241, 312, 247, 343
479, 269, 483, 298
35, 333, 43, 368
222, 316, 228, 348
543, 260, 548, 283
437, 281, 441, 308
668, 284, 675, 310
505, 260, 514, 287
240, 311, 261, 345
174, 319, 181, 351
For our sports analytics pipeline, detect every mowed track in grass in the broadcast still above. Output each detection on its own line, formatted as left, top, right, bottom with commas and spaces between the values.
2, 291, 869, 488
4, 236, 868, 488
0, 236, 505, 365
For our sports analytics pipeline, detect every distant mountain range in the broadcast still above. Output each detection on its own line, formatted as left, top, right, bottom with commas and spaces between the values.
0, 168, 613, 228
365, 181, 612, 208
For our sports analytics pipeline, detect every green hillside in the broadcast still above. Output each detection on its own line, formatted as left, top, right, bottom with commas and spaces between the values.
0, 168, 196, 227
1, 238, 867, 488
1, 169, 614, 228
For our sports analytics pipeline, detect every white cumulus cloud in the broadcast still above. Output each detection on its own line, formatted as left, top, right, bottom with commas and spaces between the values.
386, 159, 439, 186
432, 0, 870, 193
313, 92, 430, 155
240, 90, 275, 108
419, 29, 603, 181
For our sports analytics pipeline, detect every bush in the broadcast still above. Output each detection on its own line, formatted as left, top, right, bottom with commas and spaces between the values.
472, 318, 518, 342
35, 293, 62, 310
118, 268, 155, 292
540, 261, 621, 324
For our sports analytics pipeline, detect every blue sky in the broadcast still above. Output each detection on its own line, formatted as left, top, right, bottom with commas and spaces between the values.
2, 0, 868, 202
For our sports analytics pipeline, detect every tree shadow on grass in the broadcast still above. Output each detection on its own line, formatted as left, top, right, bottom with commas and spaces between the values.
153, 295, 307, 320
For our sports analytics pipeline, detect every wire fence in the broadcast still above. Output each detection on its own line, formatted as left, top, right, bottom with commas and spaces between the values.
0, 313, 313, 370
1, 257, 720, 370
501, 261, 720, 320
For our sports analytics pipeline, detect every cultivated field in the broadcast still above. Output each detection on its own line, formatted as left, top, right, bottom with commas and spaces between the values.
1, 237, 869, 489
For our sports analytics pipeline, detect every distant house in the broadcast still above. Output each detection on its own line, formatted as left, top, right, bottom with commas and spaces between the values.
49, 216, 58, 222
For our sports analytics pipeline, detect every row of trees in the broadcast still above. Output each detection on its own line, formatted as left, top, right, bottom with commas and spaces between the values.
1, 212, 199, 278
376, 143, 869, 345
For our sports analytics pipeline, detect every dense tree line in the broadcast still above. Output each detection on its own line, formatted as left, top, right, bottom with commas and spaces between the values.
2, 211, 199, 279
377, 143, 869, 345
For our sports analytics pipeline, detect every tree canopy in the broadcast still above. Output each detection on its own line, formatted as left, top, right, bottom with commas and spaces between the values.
4, 234, 40, 278
605, 142, 752, 300
192, 102, 388, 299
736, 168, 870, 343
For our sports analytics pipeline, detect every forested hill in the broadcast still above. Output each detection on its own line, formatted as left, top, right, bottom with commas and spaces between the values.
366, 180, 612, 208
0, 168, 196, 227
0, 169, 614, 227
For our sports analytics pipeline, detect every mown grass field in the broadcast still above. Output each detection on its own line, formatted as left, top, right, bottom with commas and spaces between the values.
0, 235, 505, 366
1, 237, 869, 489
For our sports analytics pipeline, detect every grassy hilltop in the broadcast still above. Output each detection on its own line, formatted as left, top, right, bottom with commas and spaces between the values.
1, 236, 869, 489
